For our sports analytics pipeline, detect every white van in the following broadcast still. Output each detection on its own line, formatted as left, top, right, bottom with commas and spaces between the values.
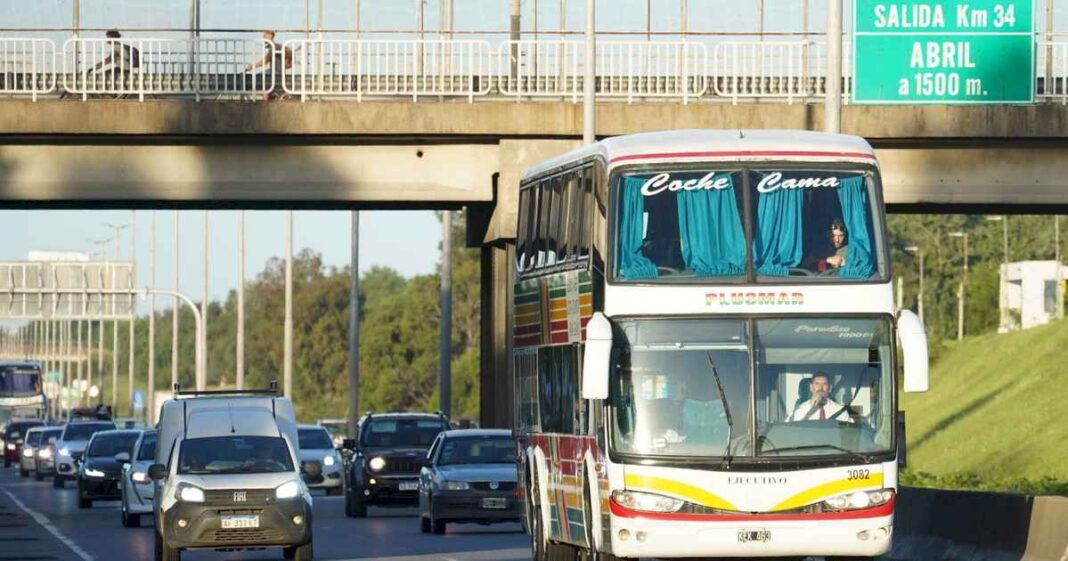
148, 387, 313, 561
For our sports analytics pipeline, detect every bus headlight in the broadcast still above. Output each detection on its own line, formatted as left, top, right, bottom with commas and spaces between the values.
611, 490, 684, 513
823, 489, 894, 511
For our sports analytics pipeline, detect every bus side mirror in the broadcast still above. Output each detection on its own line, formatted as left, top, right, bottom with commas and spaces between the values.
897, 309, 929, 393
582, 313, 612, 400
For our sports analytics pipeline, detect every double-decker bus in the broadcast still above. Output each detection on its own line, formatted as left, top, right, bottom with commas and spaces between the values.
0, 361, 47, 426
512, 130, 929, 560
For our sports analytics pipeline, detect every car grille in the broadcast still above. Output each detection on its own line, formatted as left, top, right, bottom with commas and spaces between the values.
383, 457, 423, 475
203, 489, 274, 507
209, 528, 283, 543
469, 481, 517, 492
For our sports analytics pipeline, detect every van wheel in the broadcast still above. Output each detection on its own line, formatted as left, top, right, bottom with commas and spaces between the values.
155, 531, 181, 561
431, 517, 446, 535
283, 541, 313, 561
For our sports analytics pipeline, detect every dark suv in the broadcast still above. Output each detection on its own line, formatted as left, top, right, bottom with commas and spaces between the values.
3, 419, 44, 468
343, 413, 450, 518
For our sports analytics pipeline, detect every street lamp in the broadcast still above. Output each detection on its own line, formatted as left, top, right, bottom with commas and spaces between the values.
948, 231, 969, 340
904, 245, 924, 325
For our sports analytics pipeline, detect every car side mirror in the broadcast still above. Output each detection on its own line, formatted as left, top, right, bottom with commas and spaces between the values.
897, 309, 929, 392
342, 438, 356, 451
114, 452, 131, 464
147, 463, 168, 481
581, 312, 612, 400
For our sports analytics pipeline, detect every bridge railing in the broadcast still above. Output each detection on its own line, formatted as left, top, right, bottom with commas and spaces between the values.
62, 38, 274, 100
282, 39, 492, 101
0, 38, 56, 101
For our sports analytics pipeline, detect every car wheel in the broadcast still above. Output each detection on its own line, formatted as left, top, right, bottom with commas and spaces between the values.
349, 493, 367, 518
34, 471, 43, 482
19, 467, 28, 477
78, 497, 91, 509
129, 512, 141, 528
431, 517, 446, 535
419, 514, 431, 533
52, 476, 63, 488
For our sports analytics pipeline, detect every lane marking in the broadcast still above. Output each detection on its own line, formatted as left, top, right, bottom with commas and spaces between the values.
1, 487, 95, 561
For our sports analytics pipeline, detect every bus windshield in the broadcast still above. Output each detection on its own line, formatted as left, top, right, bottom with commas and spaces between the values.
0, 367, 41, 397
610, 317, 894, 461
611, 167, 884, 283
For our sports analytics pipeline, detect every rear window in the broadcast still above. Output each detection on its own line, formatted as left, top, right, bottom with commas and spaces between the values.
298, 429, 333, 450
438, 436, 515, 465
87, 433, 139, 458
361, 418, 448, 448
4, 421, 43, 440
63, 423, 116, 441
41, 429, 63, 444
137, 433, 158, 461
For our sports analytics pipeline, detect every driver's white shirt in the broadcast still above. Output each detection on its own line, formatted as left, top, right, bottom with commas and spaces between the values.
786, 398, 854, 422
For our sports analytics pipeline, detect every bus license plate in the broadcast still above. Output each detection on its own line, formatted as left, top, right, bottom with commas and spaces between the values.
481, 498, 506, 510
398, 481, 419, 491
737, 529, 771, 543
221, 515, 260, 529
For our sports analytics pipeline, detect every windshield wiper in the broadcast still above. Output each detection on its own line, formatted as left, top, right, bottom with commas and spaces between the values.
707, 353, 734, 470
761, 444, 870, 463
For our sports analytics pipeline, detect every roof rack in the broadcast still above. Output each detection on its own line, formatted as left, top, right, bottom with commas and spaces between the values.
173, 380, 279, 397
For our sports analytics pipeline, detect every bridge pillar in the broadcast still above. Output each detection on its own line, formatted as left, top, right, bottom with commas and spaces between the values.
479, 242, 514, 429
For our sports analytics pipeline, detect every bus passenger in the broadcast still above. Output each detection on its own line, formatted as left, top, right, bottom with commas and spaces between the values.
786, 372, 853, 422
806, 219, 849, 272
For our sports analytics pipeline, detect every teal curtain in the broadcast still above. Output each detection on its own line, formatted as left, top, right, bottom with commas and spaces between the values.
676, 178, 745, 276
617, 177, 658, 280
837, 176, 876, 279
753, 186, 804, 276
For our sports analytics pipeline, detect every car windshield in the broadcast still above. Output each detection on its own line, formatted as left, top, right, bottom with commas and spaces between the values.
41, 429, 63, 445
611, 168, 885, 283
610, 317, 894, 460
137, 433, 158, 461
5, 422, 43, 440
298, 429, 333, 450
361, 419, 448, 448
63, 423, 116, 441
438, 436, 515, 465
178, 436, 294, 475
87, 433, 139, 458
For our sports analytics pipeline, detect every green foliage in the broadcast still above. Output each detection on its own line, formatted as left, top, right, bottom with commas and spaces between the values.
900, 470, 1068, 497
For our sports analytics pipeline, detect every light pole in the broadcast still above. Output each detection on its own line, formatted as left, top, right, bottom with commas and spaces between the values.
201, 211, 208, 390
237, 211, 245, 390
439, 211, 452, 418
949, 231, 969, 340
583, 0, 595, 144
173, 212, 180, 390
284, 211, 294, 398
106, 222, 128, 413
347, 212, 360, 439
904, 245, 924, 324
148, 211, 156, 419
825, 0, 843, 133
987, 215, 1009, 330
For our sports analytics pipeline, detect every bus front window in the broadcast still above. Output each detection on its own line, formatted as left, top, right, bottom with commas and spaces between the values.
610, 319, 753, 458
754, 318, 894, 457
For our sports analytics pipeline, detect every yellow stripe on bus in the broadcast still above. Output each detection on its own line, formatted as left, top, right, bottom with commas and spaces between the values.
624, 474, 737, 511
515, 303, 541, 317
549, 309, 570, 321
771, 473, 885, 512
579, 294, 592, 306
549, 299, 568, 311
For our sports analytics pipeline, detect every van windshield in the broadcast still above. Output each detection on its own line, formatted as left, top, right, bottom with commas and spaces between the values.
178, 436, 294, 475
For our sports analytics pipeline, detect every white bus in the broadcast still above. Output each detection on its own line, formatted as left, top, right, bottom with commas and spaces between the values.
512, 130, 929, 560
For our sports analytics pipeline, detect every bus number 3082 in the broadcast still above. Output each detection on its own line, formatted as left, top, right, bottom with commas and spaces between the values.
846, 469, 871, 481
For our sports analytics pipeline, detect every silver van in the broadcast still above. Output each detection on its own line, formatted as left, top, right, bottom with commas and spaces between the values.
148, 386, 313, 561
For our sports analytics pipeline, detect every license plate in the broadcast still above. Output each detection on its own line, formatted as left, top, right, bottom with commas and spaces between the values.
398, 481, 419, 491
221, 515, 260, 529
481, 497, 507, 510
737, 529, 771, 543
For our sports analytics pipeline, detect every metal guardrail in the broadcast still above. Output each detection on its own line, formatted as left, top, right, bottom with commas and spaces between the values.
0, 35, 1061, 104
0, 38, 56, 101
61, 38, 273, 100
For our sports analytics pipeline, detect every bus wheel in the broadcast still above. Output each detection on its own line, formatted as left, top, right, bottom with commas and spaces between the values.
582, 485, 619, 561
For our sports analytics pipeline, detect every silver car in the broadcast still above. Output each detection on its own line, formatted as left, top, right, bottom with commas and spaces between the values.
18, 426, 46, 478
119, 429, 156, 527
34, 427, 64, 481
297, 424, 343, 494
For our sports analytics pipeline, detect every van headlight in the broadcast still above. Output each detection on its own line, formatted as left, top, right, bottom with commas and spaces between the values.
611, 490, 684, 513
175, 483, 205, 503
822, 489, 894, 511
322, 455, 335, 467
368, 456, 386, 472
276, 480, 302, 500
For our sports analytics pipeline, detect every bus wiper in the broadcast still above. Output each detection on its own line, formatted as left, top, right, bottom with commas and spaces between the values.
707, 353, 734, 470
762, 444, 870, 463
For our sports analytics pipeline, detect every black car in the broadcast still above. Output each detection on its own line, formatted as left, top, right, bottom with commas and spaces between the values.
343, 412, 450, 518
418, 429, 520, 534
77, 429, 141, 509
3, 419, 44, 468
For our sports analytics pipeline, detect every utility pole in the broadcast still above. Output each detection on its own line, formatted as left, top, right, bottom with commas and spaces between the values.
1057, 216, 1064, 319
284, 211, 294, 398
681, 0, 688, 40
76, 320, 82, 406
148, 211, 156, 420
583, 0, 595, 145
645, 0, 651, 41
439, 211, 452, 418
825, 0, 843, 133
1046, 0, 1054, 93
949, 231, 969, 340
237, 211, 245, 390
347, 212, 360, 438
128, 211, 135, 416
510, 0, 521, 79
172, 212, 180, 389
200, 211, 208, 390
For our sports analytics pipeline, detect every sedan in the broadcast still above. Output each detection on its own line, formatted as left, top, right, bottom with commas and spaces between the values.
418, 429, 520, 535
298, 424, 344, 495
34, 427, 64, 482
77, 429, 140, 509
119, 429, 156, 527
18, 426, 46, 478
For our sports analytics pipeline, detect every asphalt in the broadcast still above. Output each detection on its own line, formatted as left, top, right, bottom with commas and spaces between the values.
0, 467, 530, 561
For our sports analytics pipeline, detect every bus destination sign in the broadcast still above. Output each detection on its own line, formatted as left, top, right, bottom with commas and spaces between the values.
853, 0, 1034, 104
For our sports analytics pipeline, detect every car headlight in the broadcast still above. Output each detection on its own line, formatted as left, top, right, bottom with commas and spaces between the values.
5, 443, 14, 450
176, 483, 205, 503
22, 448, 34, 458
132, 471, 148, 483
822, 488, 894, 511
442, 480, 470, 491
85, 468, 105, 478
611, 490, 685, 513
276, 480, 302, 500
59, 447, 71, 457
38, 448, 52, 459
322, 455, 335, 467
368, 456, 386, 472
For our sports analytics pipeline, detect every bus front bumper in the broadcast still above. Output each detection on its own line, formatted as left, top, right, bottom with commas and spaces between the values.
607, 500, 893, 558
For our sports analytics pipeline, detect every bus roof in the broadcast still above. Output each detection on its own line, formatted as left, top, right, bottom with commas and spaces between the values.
521, 129, 877, 181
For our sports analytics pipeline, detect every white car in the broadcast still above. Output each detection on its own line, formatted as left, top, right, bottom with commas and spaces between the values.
53, 420, 116, 487
120, 429, 156, 527
298, 424, 343, 495
18, 426, 47, 478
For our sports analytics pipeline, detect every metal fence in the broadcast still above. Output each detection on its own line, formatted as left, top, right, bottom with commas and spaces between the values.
0, 34, 1061, 104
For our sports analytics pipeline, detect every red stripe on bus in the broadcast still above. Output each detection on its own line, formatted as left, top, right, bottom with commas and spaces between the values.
609, 496, 895, 522
514, 325, 541, 335
609, 150, 878, 164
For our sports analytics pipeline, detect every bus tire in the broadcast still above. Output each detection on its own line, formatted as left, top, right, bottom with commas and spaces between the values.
582, 484, 619, 561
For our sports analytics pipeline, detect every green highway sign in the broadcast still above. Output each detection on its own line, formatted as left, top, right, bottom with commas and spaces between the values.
853, 0, 1035, 104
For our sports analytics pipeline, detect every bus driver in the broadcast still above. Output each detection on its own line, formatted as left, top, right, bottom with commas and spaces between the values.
786, 372, 853, 422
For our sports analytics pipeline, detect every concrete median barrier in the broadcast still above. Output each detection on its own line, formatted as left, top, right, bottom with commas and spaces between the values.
889, 487, 1068, 561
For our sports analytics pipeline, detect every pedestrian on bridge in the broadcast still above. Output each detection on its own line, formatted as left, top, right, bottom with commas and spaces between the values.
245, 30, 294, 101
90, 30, 140, 98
